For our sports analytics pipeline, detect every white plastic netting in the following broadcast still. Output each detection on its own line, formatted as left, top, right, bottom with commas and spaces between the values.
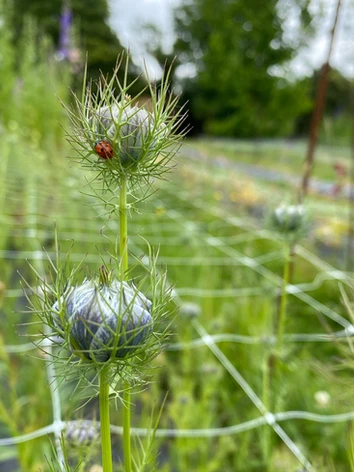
0, 154, 353, 472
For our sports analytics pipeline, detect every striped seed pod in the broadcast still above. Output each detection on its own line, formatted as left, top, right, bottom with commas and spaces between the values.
52, 278, 153, 363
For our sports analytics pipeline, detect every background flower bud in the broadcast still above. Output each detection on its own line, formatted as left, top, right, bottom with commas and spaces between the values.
179, 302, 201, 319
271, 204, 305, 234
52, 279, 153, 362
65, 420, 99, 447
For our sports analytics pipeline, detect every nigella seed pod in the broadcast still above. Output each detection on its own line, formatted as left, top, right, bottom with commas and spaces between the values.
52, 278, 153, 362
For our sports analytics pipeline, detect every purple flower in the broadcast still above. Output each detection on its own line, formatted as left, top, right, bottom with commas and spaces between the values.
57, 5, 72, 60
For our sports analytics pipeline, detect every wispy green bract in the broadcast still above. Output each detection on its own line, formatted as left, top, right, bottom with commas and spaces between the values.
63, 54, 188, 190
24, 244, 173, 381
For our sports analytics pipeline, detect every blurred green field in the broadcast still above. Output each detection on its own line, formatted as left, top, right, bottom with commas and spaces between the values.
180, 138, 352, 255
189, 137, 351, 181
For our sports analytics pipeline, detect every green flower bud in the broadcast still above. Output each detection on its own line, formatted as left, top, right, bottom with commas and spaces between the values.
65, 56, 186, 188
93, 103, 157, 168
52, 279, 153, 363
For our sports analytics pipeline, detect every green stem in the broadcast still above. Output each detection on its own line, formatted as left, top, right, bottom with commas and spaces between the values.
119, 174, 132, 472
119, 175, 128, 279
262, 356, 271, 469
123, 384, 132, 472
276, 245, 291, 350
272, 244, 291, 417
262, 246, 291, 467
100, 367, 113, 472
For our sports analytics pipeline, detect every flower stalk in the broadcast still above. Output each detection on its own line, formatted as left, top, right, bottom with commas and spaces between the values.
123, 382, 132, 472
99, 366, 113, 472
272, 243, 292, 418
119, 175, 129, 280
276, 244, 291, 350
119, 173, 132, 472
262, 354, 272, 470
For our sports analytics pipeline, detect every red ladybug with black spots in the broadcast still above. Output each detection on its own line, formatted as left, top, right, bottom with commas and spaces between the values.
94, 140, 114, 159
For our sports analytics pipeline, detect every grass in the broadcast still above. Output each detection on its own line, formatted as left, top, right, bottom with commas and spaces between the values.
1, 130, 354, 470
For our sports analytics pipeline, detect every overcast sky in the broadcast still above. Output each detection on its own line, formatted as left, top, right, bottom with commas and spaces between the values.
108, 0, 354, 78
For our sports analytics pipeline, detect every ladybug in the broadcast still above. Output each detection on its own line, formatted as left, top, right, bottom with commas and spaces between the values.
94, 140, 114, 159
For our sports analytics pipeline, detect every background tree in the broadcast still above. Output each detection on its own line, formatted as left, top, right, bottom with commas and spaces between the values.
295, 67, 352, 137
318, 67, 351, 116
172, 0, 314, 137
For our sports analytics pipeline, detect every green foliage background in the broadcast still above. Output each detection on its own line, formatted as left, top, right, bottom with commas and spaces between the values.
8, 0, 125, 78
172, 0, 314, 137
